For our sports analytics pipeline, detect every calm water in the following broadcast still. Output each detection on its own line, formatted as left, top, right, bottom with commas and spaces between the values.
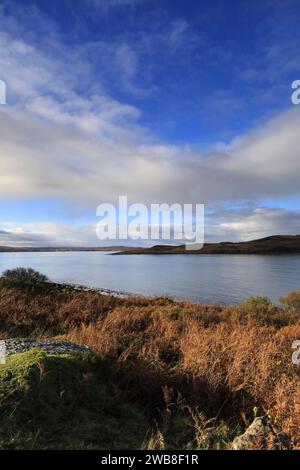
0, 252, 299, 304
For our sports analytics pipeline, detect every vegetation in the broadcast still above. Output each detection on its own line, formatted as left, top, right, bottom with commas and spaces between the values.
280, 291, 300, 314
2, 267, 48, 285
0, 273, 300, 449
0, 350, 147, 449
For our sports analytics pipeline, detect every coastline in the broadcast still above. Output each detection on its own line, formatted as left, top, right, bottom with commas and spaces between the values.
43, 280, 134, 299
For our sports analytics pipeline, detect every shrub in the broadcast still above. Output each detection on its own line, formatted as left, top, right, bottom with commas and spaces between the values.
280, 291, 300, 314
242, 296, 273, 312
236, 296, 295, 326
2, 267, 48, 284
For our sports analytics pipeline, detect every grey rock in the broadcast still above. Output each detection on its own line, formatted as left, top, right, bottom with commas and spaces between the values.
232, 417, 268, 450
2, 338, 93, 357
232, 416, 290, 450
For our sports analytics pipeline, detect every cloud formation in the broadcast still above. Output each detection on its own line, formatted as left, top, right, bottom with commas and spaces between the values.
0, 223, 97, 247
1, 206, 299, 247
1, 102, 300, 207
0, 1, 299, 246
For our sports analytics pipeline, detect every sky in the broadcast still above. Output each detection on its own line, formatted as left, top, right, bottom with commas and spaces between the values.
0, 0, 300, 246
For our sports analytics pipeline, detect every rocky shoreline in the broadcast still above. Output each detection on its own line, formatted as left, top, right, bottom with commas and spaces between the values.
45, 280, 133, 299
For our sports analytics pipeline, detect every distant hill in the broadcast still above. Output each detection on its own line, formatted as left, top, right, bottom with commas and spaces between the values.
114, 235, 300, 255
0, 246, 136, 253
1, 236, 300, 255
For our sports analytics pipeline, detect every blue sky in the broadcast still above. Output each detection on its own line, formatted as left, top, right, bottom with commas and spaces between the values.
0, 0, 300, 246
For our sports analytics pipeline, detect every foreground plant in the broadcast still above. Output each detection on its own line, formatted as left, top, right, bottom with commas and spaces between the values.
0, 350, 148, 450
2, 267, 49, 283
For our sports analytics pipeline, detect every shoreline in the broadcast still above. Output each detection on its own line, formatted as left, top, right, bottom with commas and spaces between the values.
44, 280, 134, 299
1, 278, 290, 306
41, 281, 276, 307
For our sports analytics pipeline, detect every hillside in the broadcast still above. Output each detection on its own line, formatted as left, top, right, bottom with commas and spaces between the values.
115, 235, 300, 255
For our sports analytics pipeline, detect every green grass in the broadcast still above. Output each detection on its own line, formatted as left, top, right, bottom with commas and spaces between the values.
0, 350, 149, 449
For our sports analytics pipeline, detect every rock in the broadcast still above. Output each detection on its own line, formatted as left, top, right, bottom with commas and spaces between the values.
232, 416, 290, 450
232, 417, 268, 450
1, 338, 93, 357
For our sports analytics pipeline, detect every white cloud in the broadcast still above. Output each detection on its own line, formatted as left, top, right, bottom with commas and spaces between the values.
0, 222, 98, 247
206, 207, 300, 242
1, 99, 300, 206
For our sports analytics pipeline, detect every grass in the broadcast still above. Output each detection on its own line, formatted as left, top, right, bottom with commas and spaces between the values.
0, 349, 148, 449
0, 277, 300, 449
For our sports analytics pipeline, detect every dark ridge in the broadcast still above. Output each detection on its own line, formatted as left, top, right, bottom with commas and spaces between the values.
114, 235, 300, 255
